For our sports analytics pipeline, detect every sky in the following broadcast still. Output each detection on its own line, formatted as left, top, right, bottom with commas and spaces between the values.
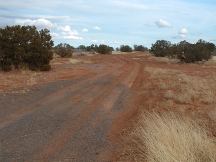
0, 0, 215, 47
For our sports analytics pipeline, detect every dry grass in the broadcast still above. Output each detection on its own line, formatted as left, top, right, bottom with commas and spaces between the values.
69, 58, 82, 64
204, 56, 216, 65
149, 56, 179, 64
145, 67, 216, 104
212, 56, 216, 61
130, 112, 216, 162
0, 58, 92, 93
69, 58, 92, 64
118, 56, 216, 161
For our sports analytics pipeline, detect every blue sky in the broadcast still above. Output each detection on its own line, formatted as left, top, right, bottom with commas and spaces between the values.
0, 0, 215, 47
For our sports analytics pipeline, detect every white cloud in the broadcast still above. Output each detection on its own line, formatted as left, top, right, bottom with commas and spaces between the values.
50, 32, 59, 38
60, 25, 72, 32
179, 34, 186, 38
100, 40, 106, 44
91, 39, 106, 44
15, 18, 54, 29
82, 28, 88, 32
91, 40, 98, 43
15, 18, 83, 40
179, 27, 188, 38
179, 27, 188, 34
113, 40, 121, 44
5, 0, 213, 45
59, 25, 83, 40
93, 26, 101, 31
155, 19, 171, 28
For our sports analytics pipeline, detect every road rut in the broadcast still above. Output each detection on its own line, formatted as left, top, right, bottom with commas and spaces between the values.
0, 55, 141, 162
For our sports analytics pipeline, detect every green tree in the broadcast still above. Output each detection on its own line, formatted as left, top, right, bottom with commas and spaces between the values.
55, 43, 74, 58
150, 40, 172, 57
116, 47, 120, 51
120, 45, 133, 52
78, 45, 86, 51
86, 44, 98, 52
150, 39, 215, 63
96, 44, 113, 54
176, 40, 215, 63
134, 45, 148, 52
0, 25, 53, 71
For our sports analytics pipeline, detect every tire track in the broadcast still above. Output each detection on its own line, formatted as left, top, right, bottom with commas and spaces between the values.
29, 57, 139, 162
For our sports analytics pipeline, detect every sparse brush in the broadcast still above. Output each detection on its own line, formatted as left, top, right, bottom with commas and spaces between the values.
130, 112, 216, 162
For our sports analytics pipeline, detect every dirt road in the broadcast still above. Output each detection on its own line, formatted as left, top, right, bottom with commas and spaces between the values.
1, 53, 216, 162
0, 54, 142, 162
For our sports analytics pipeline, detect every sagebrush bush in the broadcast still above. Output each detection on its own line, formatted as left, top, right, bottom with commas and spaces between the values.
0, 25, 54, 71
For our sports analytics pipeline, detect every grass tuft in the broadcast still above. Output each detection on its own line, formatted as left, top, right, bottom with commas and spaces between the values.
130, 112, 216, 162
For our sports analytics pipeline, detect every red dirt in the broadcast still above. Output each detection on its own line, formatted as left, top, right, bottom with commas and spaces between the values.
0, 53, 215, 162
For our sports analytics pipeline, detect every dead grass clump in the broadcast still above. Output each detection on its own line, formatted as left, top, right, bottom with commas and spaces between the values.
69, 58, 92, 64
69, 58, 82, 64
205, 56, 216, 65
148, 56, 179, 64
131, 112, 216, 162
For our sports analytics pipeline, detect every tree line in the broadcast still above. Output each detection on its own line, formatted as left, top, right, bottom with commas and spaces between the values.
151, 40, 215, 63
54, 44, 148, 57
76, 44, 148, 53
0, 25, 215, 71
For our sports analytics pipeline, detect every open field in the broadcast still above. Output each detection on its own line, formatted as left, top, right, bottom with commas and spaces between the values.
0, 52, 216, 161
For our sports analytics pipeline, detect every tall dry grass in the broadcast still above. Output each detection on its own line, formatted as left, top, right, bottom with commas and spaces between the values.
131, 112, 216, 162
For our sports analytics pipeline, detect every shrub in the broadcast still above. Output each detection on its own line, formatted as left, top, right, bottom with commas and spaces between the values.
55, 43, 74, 58
150, 39, 215, 63
150, 40, 172, 57
134, 45, 148, 52
177, 40, 215, 63
86, 44, 97, 52
77, 44, 113, 54
78, 45, 87, 51
39, 64, 51, 71
96, 44, 113, 54
0, 25, 53, 71
120, 45, 133, 52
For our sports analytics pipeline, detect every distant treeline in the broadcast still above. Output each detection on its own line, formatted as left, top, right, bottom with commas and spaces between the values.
56, 40, 216, 63
0, 25, 215, 71
53, 44, 149, 57
75, 44, 148, 53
